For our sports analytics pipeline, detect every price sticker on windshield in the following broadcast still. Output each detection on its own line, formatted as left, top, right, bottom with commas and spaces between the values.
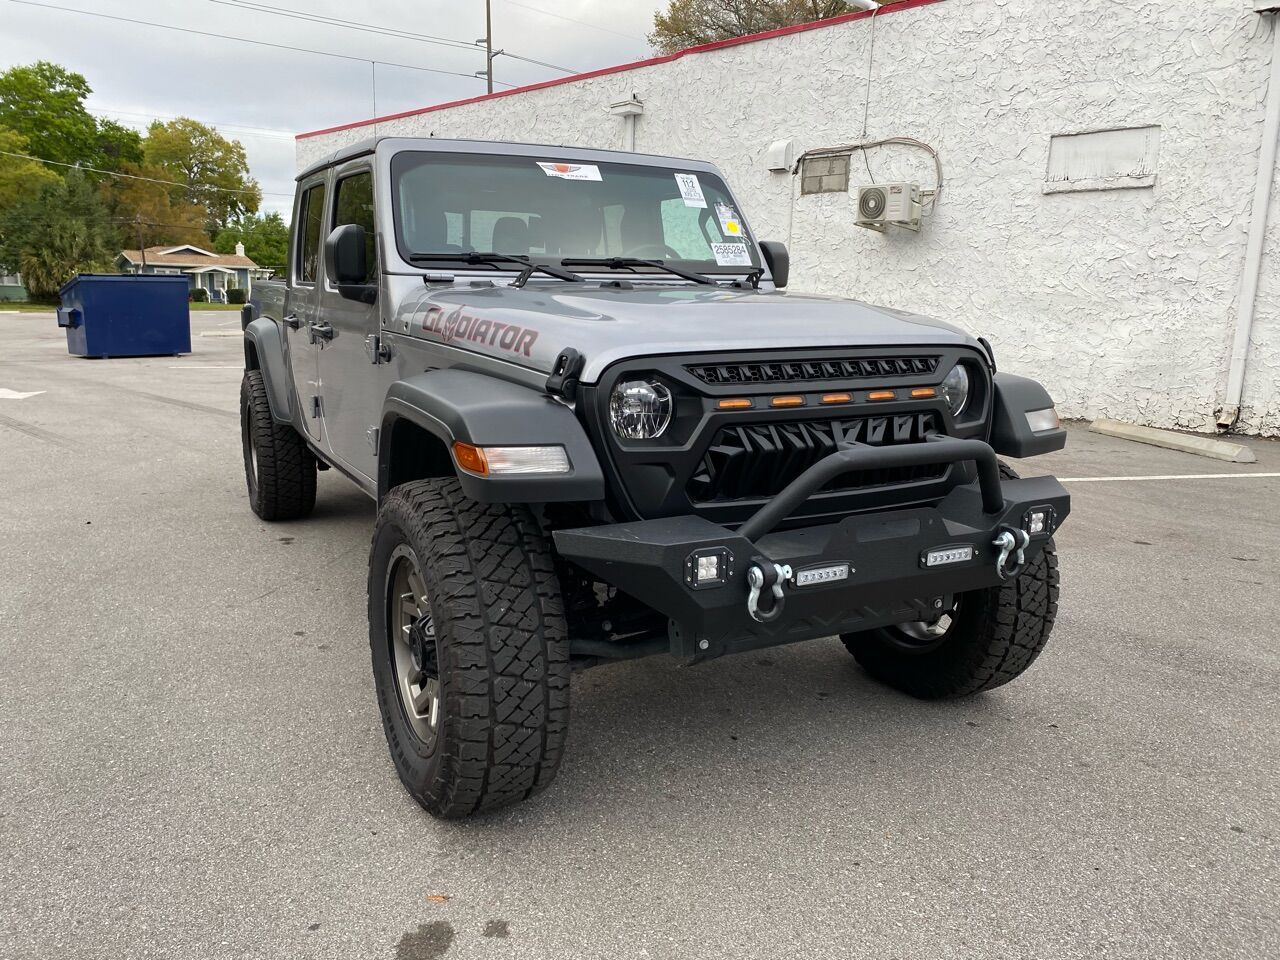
715, 202, 742, 237
674, 173, 707, 208
537, 161, 602, 181
711, 242, 752, 266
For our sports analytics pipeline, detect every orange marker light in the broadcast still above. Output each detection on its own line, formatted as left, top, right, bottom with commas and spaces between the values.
910, 387, 937, 399
868, 390, 896, 401
820, 392, 852, 405
771, 395, 805, 408
452, 441, 489, 476
717, 398, 753, 410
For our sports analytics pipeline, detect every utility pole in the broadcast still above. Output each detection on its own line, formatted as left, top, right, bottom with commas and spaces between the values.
137, 216, 147, 271
475, 0, 501, 93
485, 0, 493, 94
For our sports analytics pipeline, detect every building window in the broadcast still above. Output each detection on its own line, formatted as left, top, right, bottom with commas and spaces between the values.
800, 153, 850, 195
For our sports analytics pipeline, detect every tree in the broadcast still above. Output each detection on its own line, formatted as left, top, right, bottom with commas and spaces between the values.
649, 0, 908, 52
214, 212, 289, 273
0, 61, 100, 168
106, 162, 209, 249
0, 128, 59, 209
144, 117, 261, 233
0, 170, 116, 300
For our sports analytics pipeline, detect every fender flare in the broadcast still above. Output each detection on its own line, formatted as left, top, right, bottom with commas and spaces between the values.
380, 369, 605, 503
990, 372, 1067, 458
243, 317, 295, 425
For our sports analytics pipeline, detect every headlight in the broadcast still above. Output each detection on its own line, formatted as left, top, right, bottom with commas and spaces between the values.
609, 379, 672, 440
940, 363, 971, 416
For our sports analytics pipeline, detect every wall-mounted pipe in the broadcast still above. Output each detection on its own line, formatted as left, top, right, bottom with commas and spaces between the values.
609, 96, 644, 152
1220, 13, 1280, 431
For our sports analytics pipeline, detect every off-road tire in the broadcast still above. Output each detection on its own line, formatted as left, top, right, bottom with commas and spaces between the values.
368, 478, 570, 819
240, 369, 316, 521
841, 462, 1059, 698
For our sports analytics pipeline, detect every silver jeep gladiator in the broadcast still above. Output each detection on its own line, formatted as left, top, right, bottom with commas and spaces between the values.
241, 137, 1069, 819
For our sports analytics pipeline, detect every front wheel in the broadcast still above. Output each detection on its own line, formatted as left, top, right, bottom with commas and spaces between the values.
841, 463, 1060, 698
367, 478, 570, 818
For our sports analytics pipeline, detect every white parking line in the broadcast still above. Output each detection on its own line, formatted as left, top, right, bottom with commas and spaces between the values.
166, 365, 243, 370
1059, 473, 1280, 482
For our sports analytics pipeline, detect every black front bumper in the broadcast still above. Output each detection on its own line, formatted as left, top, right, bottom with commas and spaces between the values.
553, 438, 1069, 659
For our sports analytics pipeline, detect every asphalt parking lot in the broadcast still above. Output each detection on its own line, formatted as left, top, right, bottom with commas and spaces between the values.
2, 310, 1278, 960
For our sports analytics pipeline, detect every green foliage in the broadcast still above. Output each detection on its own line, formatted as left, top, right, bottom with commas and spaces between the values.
649, 0, 908, 52
226, 287, 247, 305
0, 170, 116, 300
0, 127, 59, 208
94, 119, 144, 172
145, 117, 261, 232
215, 212, 288, 271
190, 287, 209, 303
0, 61, 99, 169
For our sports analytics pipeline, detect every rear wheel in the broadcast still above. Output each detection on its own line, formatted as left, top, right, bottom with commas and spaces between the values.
368, 478, 570, 818
841, 462, 1060, 698
240, 369, 316, 521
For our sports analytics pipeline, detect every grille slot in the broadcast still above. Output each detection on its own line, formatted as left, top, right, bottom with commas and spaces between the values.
687, 413, 943, 503
686, 356, 938, 385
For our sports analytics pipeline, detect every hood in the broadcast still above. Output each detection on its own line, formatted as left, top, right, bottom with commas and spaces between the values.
393, 279, 975, 383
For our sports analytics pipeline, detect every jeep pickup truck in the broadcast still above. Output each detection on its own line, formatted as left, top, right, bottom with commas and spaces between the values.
241, 137, 1069, 819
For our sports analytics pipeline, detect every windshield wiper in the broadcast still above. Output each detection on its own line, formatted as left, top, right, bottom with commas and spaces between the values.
560, 257, 717, 286
408, 251, 584, 285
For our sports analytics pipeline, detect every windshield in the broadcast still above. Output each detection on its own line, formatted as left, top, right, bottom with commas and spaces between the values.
391, 151, 760, 275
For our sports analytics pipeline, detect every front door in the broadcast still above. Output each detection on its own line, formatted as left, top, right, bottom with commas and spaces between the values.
314, 164, 383, 481
284, 176, 328, 445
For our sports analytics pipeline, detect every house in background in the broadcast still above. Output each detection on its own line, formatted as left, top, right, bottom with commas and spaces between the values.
0, 272, 26, 302
116, 243, 271, 301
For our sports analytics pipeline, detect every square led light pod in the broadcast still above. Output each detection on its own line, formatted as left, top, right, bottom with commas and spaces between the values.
684, 547, 734, 590
1023, 505, 1057, 537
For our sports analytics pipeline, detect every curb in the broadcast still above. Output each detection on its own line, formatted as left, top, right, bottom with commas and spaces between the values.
1089, 419, 1258, 463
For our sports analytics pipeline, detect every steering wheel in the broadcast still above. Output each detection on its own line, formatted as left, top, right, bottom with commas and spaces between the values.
622, 243, 683, 260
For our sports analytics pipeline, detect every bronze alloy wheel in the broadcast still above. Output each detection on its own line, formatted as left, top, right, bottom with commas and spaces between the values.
386, 544, 440, 747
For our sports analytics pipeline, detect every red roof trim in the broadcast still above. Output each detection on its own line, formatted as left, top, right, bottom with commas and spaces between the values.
296, 0, 946, 140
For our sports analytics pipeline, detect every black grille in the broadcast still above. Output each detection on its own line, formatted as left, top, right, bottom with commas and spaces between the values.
686, 356, 938, 385
688, 413, 943, 503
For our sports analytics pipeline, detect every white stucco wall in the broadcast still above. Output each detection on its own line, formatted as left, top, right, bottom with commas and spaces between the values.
298, 0, 1280, 436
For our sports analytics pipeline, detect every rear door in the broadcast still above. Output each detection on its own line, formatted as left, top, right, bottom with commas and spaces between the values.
314, 162, 383, 481
285, 174, 327, 444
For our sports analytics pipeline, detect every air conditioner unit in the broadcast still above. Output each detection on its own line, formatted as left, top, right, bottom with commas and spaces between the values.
855, 182, 922, 232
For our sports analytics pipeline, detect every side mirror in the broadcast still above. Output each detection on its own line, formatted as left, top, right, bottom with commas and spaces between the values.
759, 240, 789, 289
325, 224, 375, 302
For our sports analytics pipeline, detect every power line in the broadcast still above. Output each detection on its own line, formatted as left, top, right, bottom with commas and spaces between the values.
91, 106, 295, 141
3, 0, 514, 87
497, 0, 649, 43
207, 0, 579, 75
0, 149, 289, 197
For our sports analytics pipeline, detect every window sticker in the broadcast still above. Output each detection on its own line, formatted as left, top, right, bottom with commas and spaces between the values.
711, 241, 752, 267
715, 202, 742, 238
674, 173, 707, 208
536, 161, 602, 181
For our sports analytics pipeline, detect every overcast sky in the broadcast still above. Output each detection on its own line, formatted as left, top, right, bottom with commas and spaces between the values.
1, 0, 665, 218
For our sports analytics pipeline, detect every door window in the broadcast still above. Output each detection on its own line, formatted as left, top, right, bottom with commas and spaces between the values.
332, 171, 376, 284
296, 182, 326, 284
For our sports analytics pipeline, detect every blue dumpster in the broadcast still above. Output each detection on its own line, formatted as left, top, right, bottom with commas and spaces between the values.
57, 274, 191, 358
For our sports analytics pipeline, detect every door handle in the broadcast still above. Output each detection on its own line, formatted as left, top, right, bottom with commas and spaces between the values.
309, 320, 335, 343
282, 314, 300, 329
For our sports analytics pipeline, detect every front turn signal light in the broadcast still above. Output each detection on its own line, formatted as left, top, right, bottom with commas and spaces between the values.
452, 442, 571, 477
910, 387, 937, 399
771, 395, 805, 408
717, 398, 753, 410
820, 393, 852, 405
868, 390, 896, 401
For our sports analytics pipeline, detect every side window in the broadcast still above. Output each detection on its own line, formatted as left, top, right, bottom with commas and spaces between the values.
332, 171, 376, 284
296, 182, 326, 284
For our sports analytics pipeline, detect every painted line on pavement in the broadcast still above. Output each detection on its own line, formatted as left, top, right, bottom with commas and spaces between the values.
1059, 473, 1280, 482
166, 365, 243, 370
